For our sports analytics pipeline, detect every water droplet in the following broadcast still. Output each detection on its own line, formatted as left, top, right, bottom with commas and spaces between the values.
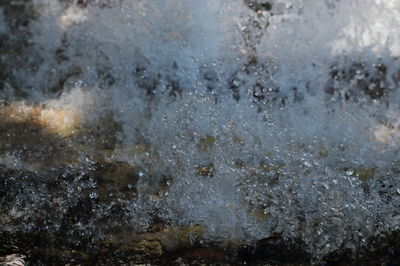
346, 169, 354, 176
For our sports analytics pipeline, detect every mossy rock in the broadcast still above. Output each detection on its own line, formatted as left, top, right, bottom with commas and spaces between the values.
234, 159, 246, 169
233, 137, 245, 146
95, 161, 140, 189
258, 163, 283, 174
249, 206, 268, 221
195, 164, 215, 177
179, 225, 204, 244
318, 144, 329, 157
131, 240, 163, 256
355, 168, 375, 181
197, 136, 216, 153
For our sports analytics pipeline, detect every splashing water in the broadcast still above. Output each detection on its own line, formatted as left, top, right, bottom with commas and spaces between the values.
2, 0, 400, 262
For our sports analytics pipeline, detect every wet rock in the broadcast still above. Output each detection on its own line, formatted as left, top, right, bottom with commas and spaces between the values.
138, 174, 173, 198
233, 159, 245, 169
197, 136, 216, 153
0, 101, 123, 170
318, 144, 329, 157
92, 161, 141, 205
325, 61, 389, 101
180, 247, 228, 262
95, 161, 139, 189
137, 226, 204, 253
131, 240, 163, 256
48, 67, 83, 93
0, 114, 79, 169
258, 163, 283, 174
244, 0, 273, 12
233, 137, 245, 147
0, 101, 82, 137
0, 254, 27, 266
237, 236, 311, 265
354, 168, 375, 181
195, 164, 215, 177
178, 225, 204, 244
124, 143, 152, 162
59, 0, 120, 9
100, 224, 206, 256
249, 206, 268, 221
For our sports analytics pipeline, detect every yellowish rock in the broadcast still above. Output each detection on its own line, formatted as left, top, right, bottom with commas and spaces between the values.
224, 239, 244, 251
179, 225, 204, 244
258, 163, 283, 174
355, 168, 375, 181
132, 240, 163, 256
0, 102, 82, 137
195, 164, 214, 176
250, 206, 267, 221
131, 143, 150, 154
36, 107, 82, 136
233, 137, 245, 146
197, 136, 216, 153
319, 144, 329, 157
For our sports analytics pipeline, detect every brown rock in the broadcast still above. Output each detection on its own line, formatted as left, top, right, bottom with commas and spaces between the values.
131, 240, 163, 256
195, 164, 215, 177
0, 102, 82, 137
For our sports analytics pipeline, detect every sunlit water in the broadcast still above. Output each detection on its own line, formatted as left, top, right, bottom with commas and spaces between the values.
2, 0, 400, 261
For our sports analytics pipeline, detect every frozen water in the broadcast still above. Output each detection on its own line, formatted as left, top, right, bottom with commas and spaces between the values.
2, 0, 400, 261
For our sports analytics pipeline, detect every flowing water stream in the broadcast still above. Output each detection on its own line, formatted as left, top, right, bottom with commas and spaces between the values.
1, 0, 400, 264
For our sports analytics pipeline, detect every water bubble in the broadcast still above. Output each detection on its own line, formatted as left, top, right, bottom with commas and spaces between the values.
346, 169, 354, 176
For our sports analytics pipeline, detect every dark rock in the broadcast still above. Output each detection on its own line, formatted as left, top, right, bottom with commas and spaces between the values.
325, 60, 390, 101
245, 0, 273, 12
